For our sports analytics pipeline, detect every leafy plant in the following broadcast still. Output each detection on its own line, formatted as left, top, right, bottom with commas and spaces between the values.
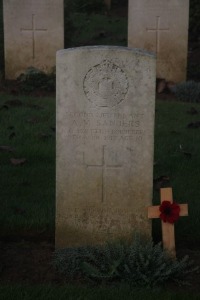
54, 241, 127, 281
81, 240, 127, 281
171, 81, 200, 103
54, 234, 198, 287
53, 246, 91, 279
119, 235, 197, 287
17, 66, 56, 93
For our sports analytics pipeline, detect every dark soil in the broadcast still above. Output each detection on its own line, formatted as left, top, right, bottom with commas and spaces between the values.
0, 239, 58, 284
0, 233, 67, 285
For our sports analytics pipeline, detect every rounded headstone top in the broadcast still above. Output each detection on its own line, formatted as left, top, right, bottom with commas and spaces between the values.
57, 46, 156, 58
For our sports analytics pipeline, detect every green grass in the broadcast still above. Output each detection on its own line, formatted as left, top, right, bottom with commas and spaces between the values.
0, 284, 200, 300
153, 99, 200, 246
65, 12, 127, 47
0, 94, 55, 236
1, 94, 200, 247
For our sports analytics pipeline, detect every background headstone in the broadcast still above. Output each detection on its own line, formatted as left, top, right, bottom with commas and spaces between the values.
128, 0, 189, 82
56, 46, 156, 248
3, 0, 64, 79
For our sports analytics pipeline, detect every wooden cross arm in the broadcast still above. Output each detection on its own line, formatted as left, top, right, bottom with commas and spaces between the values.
148, 204, 188, 219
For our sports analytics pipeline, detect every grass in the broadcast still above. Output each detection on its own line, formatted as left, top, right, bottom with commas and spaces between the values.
65, 12, 127, 47
0, 94, 55, 236
0, 284, 200, 300
153, 99, 200, 246
1, 93, 200, 247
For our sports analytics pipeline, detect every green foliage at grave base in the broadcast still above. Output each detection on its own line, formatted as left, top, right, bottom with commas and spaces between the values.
172, 81, 200, 103
54, 234, 198, 288
17, 67, 56, 93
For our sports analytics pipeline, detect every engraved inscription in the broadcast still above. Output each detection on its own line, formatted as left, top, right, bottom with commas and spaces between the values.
65, 111, 145, 142
83, 60, 129, 107
78, 146, 123, 202
20, 14, 47, 59
146, 16, 169, 53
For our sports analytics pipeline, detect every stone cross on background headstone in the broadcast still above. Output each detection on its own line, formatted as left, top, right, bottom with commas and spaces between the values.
3, 0, 64, 79
148, 187, 188, 257
128, 0, 189, 82
20, 14, 47, 60
56, 46, 156, 248
146, 16, 169, 53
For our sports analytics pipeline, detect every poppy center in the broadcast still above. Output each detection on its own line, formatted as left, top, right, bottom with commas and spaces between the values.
163, 207, 172, 215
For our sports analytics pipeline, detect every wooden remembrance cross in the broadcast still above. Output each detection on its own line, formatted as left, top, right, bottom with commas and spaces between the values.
148, 187, 188, 257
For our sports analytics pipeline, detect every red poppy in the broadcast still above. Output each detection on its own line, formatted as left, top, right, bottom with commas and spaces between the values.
159, 201, 180, 223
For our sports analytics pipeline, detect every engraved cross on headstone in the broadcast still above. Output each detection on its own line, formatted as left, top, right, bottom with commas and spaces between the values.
146, 16, 169, 53
83, 145, 122, 202
20, 14, 47, 59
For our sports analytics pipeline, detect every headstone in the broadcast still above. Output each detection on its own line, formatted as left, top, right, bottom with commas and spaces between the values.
148, 187, 188, 257
56, 46, 156, 248
128, 0, 189, 82
3, 0, 64, 79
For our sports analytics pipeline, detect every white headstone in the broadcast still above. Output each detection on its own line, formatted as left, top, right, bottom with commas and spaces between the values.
56, 46, 156, 248
128, 0, 189, 82
3, 0, 64, 79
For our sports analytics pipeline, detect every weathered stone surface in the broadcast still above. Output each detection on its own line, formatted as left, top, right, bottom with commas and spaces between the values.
3, 0, 64, 79
56, 46, 156, 248
128, 0, 189, 82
